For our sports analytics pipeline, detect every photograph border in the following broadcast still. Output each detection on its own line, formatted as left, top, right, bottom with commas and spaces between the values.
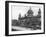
5, 1, 45, 36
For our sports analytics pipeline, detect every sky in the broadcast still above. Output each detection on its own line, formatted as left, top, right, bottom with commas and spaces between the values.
11, 5, 42, 20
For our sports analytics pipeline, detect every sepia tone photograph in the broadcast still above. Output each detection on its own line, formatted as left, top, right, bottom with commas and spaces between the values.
5, 1, 45, 36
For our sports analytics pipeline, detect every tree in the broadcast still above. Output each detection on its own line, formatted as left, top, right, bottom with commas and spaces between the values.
38, 8, 41, 15
18, 13, 21, 20
27, 7, 33, 16
37, 8, 41, 18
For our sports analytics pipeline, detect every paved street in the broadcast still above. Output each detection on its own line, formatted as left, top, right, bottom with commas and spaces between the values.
12, 26, 32, 31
